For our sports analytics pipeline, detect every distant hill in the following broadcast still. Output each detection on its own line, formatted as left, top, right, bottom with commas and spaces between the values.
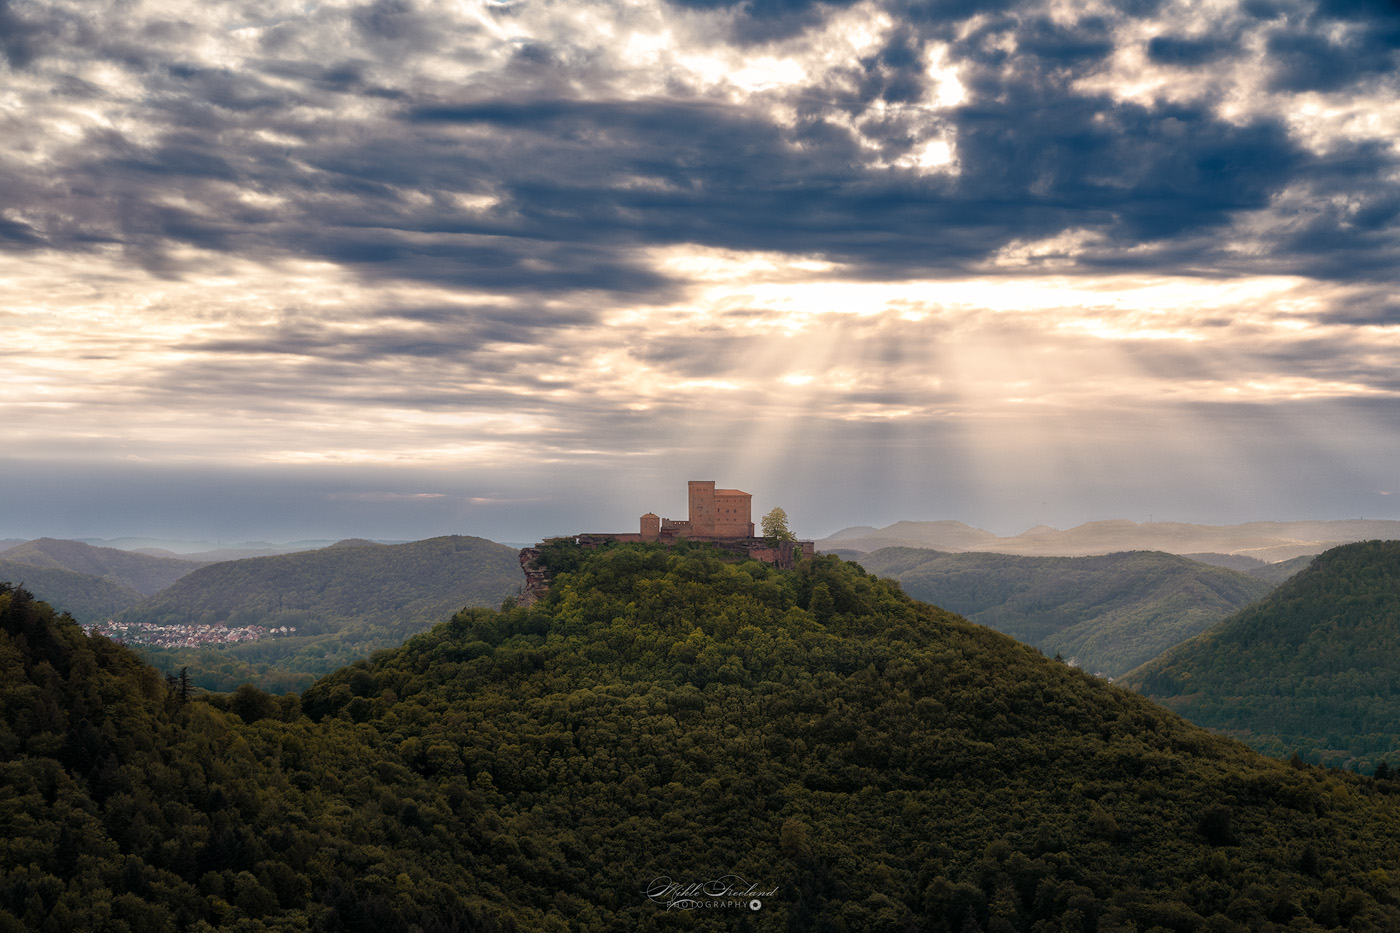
819, 518, 1400, 561
1120, 540, 1400, 769
0, 560, 145, 622
131, 545, 326, 562
856, 548, 1276, 676
13, 545, 1400, 930
82, 536, 340, 558
122, 535, 521, 628
1, 537, 206, 595
118, 535, 523, 691
823, 519, 1002, 553
1182, 552, 1273, 574
1187, 551, 1316, 584
129, 542, 341, 562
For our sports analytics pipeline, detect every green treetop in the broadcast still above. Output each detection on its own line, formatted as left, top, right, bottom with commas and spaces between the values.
762, 506, 796, 543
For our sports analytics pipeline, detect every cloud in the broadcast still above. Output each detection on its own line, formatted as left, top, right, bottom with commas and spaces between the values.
6, 0, 1391, 293
1146, 34, 1238, 66
0, 0, 53, 68
1265, 30, 1396, 94
666, 0, 867, 44
2, 0, 1399, 539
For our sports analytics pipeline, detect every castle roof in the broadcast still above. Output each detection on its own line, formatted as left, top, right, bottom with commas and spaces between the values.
715, 488, 750, 497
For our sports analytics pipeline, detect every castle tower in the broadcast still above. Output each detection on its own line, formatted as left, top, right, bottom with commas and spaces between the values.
640, 512, 661, 542
688, 481, 716, 534
688, 480, 754, 537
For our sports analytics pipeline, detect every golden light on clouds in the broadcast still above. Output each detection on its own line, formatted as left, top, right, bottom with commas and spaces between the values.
3, 0, 1399, 539
6, 233, 1396, 477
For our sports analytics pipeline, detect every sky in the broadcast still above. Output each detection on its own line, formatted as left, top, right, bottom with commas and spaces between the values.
2, 0, 1399, 545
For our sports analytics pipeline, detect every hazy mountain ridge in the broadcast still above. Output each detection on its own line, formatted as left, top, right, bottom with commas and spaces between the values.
856, 548, 1276, 676
131, 545, 330, 562
0, 537, 208, 595
1186, 552, 1318, 584
8, 547, 1400, 930
819, 518, 1400, 560
1120, 540, 1400, 769
83, 536, 342, 558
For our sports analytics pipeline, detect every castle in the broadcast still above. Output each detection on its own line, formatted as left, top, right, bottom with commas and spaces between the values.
518, 481, 816, 604
613, 480, 811, 557
641, 480, 755, 541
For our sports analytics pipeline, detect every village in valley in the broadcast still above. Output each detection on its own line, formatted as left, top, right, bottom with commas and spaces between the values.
84, 618, 296, 649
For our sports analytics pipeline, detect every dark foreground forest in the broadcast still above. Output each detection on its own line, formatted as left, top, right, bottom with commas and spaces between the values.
5, 542, 1400, 931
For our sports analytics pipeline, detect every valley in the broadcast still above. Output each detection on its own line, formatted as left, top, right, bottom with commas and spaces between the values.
0, 535, 522, 693
852, 548, 1276, 677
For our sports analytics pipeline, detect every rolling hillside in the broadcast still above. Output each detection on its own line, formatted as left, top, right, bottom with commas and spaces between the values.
856, 548, 1275, 676
116, 535, 523, 691
8, 545, 1400, 930
1184, 552, 1316, 583
0, 537, 207, 595
1121, 540, 1400, 769
820, 518, 1400, 561
0, 559, 145, 622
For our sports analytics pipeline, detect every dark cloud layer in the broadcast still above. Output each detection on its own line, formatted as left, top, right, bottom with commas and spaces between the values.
1265, 30, 1398, 92
1146, 35, 1238, 65
4, 0, 1393, 298
0, 0, 48, 68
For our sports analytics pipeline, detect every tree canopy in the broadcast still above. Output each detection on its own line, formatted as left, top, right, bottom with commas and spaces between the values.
1122, 540, 1400, 769
762, 506, 796, 543
8, 546, 1400, 930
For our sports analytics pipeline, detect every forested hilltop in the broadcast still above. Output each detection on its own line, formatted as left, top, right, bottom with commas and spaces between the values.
118, 536, 522, 693
0, 538, 206, 596
1121, 540, 1400, 769
854, 548, 1275, 677
8, 543, 1400, 930
0, 559, 145, 623
0, 539, 209, 624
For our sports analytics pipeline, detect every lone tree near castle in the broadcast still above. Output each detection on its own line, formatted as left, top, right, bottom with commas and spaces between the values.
762, 507, 796, 544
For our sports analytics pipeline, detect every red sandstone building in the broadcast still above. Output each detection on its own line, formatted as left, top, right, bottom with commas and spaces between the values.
579, 479, 814, 565
641, 480, 755, 541
518, 480, 816, 604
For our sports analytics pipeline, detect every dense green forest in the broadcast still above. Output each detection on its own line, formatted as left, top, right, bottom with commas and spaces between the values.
0, 560, 145, 623
8, 543, 1400, 930
853, 548, 1275, 677
122, 536, 523, 693
1121, 540, 1400, 770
